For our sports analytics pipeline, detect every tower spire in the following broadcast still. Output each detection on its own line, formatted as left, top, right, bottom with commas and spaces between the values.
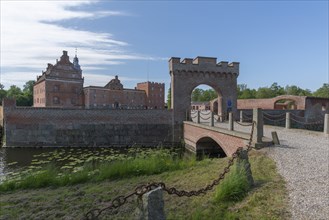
73, 48, 81, 71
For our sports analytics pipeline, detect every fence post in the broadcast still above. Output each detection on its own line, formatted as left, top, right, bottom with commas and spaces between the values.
240, 110, 243, 123
135, 187, 165, 220
237, 149, 254, 186
324, 113, 329, 135
210, 112, 214, 127
228, 112, 234, 131
197, 111, 200, 124
285, 112, 291, 129
252, 108, 263, 147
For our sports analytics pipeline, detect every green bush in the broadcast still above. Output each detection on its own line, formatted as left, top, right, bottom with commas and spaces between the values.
214, 163, 250, 202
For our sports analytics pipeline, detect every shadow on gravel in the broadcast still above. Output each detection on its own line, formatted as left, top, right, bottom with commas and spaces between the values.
270, 144, 297, 149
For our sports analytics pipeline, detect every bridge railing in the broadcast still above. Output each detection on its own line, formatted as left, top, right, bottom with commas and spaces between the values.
240, 110, 329, 135
190, 108, 329, 135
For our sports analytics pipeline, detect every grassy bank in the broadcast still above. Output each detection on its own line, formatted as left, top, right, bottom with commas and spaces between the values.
0, 150, 290, 220
0, 149, 198, 192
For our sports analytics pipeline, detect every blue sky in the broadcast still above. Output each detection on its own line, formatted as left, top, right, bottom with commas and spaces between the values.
1, 0, 328, 94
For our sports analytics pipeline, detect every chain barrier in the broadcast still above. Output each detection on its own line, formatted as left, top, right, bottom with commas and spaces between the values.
200, 111, 211, 116
290, 113, 305, 119
200, 115, 211, 120
263, 115, 286, 122
234, 120, 254, 127
262, 112, 286, 118
190, 114, 197, 119
84, 122, 256, 220
242, 113, 252, 120
290, 117, 324, 125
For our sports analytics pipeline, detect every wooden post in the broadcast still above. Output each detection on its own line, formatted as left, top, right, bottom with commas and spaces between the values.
240, 110, 243, 123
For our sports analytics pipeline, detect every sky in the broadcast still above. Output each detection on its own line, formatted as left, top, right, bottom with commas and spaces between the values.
0, 0, 328, 95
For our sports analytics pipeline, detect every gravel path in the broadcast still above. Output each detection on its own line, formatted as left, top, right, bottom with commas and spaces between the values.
216, 122, 329, 220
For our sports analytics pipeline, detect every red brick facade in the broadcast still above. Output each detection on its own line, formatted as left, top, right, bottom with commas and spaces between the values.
84, 76, 147, 109
33, 51, 165, 109
136, 82, 165, 109
33, 51, 84, 108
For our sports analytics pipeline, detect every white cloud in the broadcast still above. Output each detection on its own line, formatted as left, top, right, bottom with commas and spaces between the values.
0, 0, 161, 88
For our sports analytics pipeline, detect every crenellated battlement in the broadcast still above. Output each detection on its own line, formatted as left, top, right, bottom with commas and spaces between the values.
169, 56, 239, 76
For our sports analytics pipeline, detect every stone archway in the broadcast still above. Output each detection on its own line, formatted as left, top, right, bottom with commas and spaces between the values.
169, 56, 239, 124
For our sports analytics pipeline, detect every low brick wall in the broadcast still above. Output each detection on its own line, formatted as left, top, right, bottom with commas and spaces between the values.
3, 107, 178, 147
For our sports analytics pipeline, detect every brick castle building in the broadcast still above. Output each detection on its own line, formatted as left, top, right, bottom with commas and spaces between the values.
34, 51, 165, 109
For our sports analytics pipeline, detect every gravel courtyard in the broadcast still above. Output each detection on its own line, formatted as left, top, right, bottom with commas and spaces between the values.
218, 122, 329, 220
262, 126, 329, 220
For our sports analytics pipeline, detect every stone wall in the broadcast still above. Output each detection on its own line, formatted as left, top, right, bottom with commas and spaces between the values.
2, 106, 178, 147
237, 95, 307, 110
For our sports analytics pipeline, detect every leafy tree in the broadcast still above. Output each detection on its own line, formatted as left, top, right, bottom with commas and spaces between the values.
270, 82, 285, 96
239, 89, 257, 99
167, 87, 171, 109
6, 85, 22, 98
313, 83, 329, 98
256, 87, 274, 98
285, 85, 312, 96
23, 80, 35, 95
191, 88, 202, 101
0, 84, 6, 104
237, 84, 256, 99
191, 88, 217, 102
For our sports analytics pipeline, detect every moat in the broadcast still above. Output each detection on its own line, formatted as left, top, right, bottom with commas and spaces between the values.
0, 147, 186, 182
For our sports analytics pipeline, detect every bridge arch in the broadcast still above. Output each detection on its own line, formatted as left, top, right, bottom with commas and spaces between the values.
169, 57, 239, 124
195, 136, 227, 158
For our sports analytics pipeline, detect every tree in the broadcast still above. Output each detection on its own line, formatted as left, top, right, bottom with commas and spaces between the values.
237, 84, 256, 99
0, 84, 6, 103
191, 88, 202, 102
313, 83, 329, 98
21, 80, 35, 106
23, 80, 35, 95
167, 87, 171, 109
256, 87, 274, 98
191, 88, 217, 102
285, 85, 312, 96
239, 88, 257, 99
270, 82, 285, 96
6, 85, 22, 98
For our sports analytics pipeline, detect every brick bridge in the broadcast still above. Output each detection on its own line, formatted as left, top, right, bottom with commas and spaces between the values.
183, 121, 251, 157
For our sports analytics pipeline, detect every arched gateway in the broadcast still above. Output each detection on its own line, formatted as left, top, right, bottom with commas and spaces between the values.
169, 56, 240, 124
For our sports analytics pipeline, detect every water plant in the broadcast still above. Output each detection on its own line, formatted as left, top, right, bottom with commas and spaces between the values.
0, 148, 197, 192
